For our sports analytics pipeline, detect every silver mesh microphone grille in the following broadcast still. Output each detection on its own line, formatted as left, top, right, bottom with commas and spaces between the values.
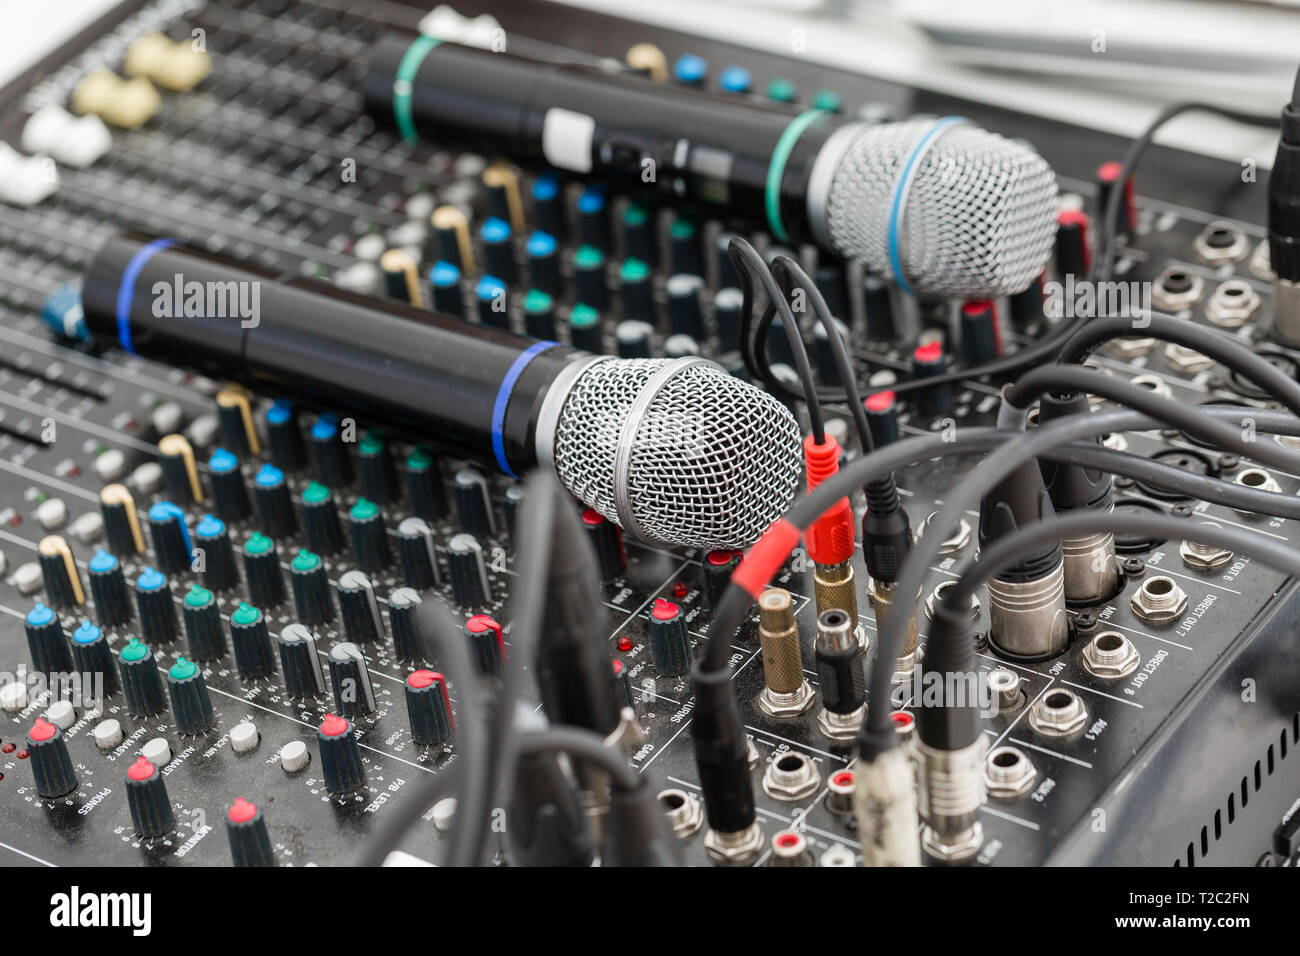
550, 358, 803, 550
820, 119, 1058, 296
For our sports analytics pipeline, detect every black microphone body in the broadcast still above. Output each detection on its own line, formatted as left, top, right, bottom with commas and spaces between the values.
362, 35, 838, 243
81, 234, 578, 476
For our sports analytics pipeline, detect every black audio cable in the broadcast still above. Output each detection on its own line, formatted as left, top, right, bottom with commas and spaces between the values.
728, 237, 827, 443
464, 470, 561, 865
355, 597, 482, 867
770, 254, 875, 453
1004, 367, 1300, 475
1054, 312, 1300, 419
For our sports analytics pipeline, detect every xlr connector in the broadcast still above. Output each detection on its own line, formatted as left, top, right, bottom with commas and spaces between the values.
1037, 391, 1117, 606
978, 458, 1068, 660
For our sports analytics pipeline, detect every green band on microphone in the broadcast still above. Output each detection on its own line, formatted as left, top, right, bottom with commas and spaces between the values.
394, 35, 441, 146
765, 108, 828, 242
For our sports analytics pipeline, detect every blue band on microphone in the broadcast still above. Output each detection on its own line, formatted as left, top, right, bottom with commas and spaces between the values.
887, 116, 966, 298
116, 237, 176, 354
492, 340, 558, 479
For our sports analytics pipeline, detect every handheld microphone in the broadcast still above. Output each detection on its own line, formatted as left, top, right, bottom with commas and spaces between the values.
80, 234, 802, 551
362, 34, 1059, 297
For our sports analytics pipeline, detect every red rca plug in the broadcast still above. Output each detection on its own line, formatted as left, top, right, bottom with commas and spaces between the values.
803, 434, 855, 566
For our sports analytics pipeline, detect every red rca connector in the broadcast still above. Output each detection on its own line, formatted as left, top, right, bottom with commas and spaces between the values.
803, 434, 855, 566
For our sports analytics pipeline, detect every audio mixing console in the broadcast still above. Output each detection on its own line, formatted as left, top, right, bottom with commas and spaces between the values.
0, 0, 1298, 873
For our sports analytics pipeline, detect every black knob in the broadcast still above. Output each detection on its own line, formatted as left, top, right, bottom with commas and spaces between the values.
577, 186, 610, 252
26, 718, 78, 798
158, 434, 202, 506
25, 602, 72, 674
649, 598, 691, 677
465, 614, 505, 676
663, 333, 700, 359
301, 481, 344, 555
126, 755, 175, 838
265, 398, 307, 472
960, 300, 1001, 366
573, 244, 608, 310
622, 201, 656, 266
569, 303, 604, 353
337, 570, 384, 644
215, 387, 256, 457
167, 656, 215, 735
290, 550, 334, 627
38, 535, 83, 610
612, 658, 635, 711
195, 514, 239, 592
581, 509, 626, 579
348, 498, 391, 572
703, 549, 743, 613
502, 485, 524, 548
387, 588, 424, 662
318, 713, 366, 793
481, 216, 517, 286
910, 341, 951, 417
328, 642, 375, 717
864, 391, 901, 448
358, 431, 400, 506
447, 533, 490, 609
521, 288, 556, 342
227, 797, 276, 866
147, 501, 191, 575
277, 624, 325, 698
405, 669, 454, 747
135, 567, 178, 645
668, 214, 701, 276
667, 273, 705, 339
182, 584, 226, 661
396, 518, 440, 590
242, 532, 286, 608
119, 638, 167, 715
713, 287, 744, 353
620, 257, 653, 322
430, 261, 464, 317
71, 620, 117, 693
208, 447, 252, 522
309, 413, 353, 488
862, 273, 896, 342
254, 464, 297, 539
526, 231, 559, 296
230, 602, 275, 680
403, 446, 447, 521
88, 548, 131, 628
100, 483, 144, 557
531, 174, 566, 241
615, 319, 654, 358
452, 469, 494, 538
